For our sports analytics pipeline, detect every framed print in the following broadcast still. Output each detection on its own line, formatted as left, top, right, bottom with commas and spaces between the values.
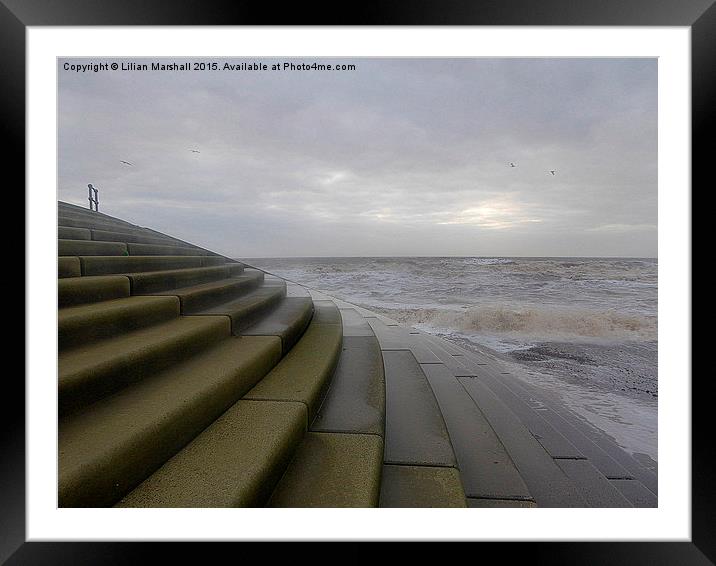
9, 0, 709, 561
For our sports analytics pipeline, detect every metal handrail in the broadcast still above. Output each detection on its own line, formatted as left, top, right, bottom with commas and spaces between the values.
88, 184, 99, 211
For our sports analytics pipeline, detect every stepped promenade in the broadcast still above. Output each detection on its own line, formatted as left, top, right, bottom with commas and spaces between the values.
57, 201, 657, 508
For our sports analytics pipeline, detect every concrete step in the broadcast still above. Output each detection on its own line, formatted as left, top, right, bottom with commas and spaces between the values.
59, 216, 140, 232
58, 295, 180, 350
458, 375, 588, 507
497, 361, 659, 484
195, 281, 288, 333
420, 363, 533, 503
80, 255, 226, 276
241, 296, 314, 354
379, 464, 467, 507
552, 458, 632, 507
467, 497, 537, 508
430, 334, 658, 502
488, 369, 658, 502
58, 315, 230, 415
140, 227, 200, 248
58, 204, 136, 227
58, 208, 139, 227
265, 331, 386, 508
244, 301, 343, 423
59, 337, 282, 507
58, 257, 81, 278
58, 275, 130, 307
59, 239, 128, 257
146, 270, 264, 313
126, 243, 213, 256
338, 307, 374, 336
91, 228, 186, 246
58, 209, 135, 225
268, 432, 384, 507
58, 227, 91, 240
381, 350, 457, 467
116, 400, 303, 508
127, 264, 244, 294
420, 332, 651, 507
477, 371, 636, 507
311, 335, 385, 437
480, 371, 586, 459
367, 319, 441, 363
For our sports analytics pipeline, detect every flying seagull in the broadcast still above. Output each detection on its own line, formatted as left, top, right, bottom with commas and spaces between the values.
119, 160, 134, 166
189, 149, 201, 153
549, 170, 556, 175
509, 162, 516, 168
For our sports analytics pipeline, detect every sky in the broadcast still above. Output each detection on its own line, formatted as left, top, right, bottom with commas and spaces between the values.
58, 58, 657, 258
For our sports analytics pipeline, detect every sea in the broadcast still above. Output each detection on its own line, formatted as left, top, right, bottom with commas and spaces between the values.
245, 256, 658, 463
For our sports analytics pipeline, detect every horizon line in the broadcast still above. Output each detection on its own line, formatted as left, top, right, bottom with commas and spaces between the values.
236, 254, 658, 260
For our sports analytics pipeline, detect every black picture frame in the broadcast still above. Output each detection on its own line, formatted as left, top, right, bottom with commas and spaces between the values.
8, 0, 707, 561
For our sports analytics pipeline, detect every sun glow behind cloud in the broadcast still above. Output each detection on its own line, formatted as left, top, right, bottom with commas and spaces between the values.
58, 57, 657, 257
435, 198, 544, 229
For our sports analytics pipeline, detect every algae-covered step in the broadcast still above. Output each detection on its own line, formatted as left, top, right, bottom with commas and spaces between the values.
60, 336, 282, 507
58, 315, 231, 415
244, 302, 343, 421
147, 269, 264, 313
80, 254, 226, 276
115, 399, 305, 508
58, 295, 180, 350
127, 263, 244, 294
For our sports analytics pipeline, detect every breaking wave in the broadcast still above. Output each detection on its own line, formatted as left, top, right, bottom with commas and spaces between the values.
379, 304, 657, 342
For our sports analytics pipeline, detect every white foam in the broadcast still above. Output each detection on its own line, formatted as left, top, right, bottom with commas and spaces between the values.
380, 303, 657, 343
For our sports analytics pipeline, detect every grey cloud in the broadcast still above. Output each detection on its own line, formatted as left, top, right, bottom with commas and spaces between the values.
58, 57, 657, 258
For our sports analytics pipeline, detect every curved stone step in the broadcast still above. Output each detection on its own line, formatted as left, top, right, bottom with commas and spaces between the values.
59, 206, 194, 247
379, 464, 467, 508
127, 264, 245, 294
80, 255, 225, 276
58, 275, 129, 307
59, 336, 282, 507
244, 301, 343, 422
241, 296, 314, 354
59, 210, 135, 226
58, 257, 81, 278
59, 315, 230, 415
58, 208, 138, 226
474, 371, 632, 507
311, 335, 385, 437
59, 216, 140, 231
59, 239, 128, 257
266, 322, 386, 508
433, 337, 657, 504
420, 362, 533, 503
473, 352, 659, 491
147, 270, 264, 313
458, 375, 588, 507
115, 399, 304, 508
58, 227, 91, 240
126, 243, 213, 256
58, 295, 180, 350
268, 432, 384, 507
91, 229, 184, 246
58, 205, 136, 227
382, 350, 457, 468
195, 281, 288, 333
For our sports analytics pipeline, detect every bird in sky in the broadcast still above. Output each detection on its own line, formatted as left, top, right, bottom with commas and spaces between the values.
189, 149, 201, 153
509, 162, 516, 167
549, 170, 556, 176
119, 160, 133, 166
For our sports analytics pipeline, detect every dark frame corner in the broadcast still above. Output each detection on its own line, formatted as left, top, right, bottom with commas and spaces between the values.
9, 0, 709, 562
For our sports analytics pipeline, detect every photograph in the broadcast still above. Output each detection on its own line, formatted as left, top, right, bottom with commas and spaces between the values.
8, 5, 706, 559
56, 56, 658, 509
